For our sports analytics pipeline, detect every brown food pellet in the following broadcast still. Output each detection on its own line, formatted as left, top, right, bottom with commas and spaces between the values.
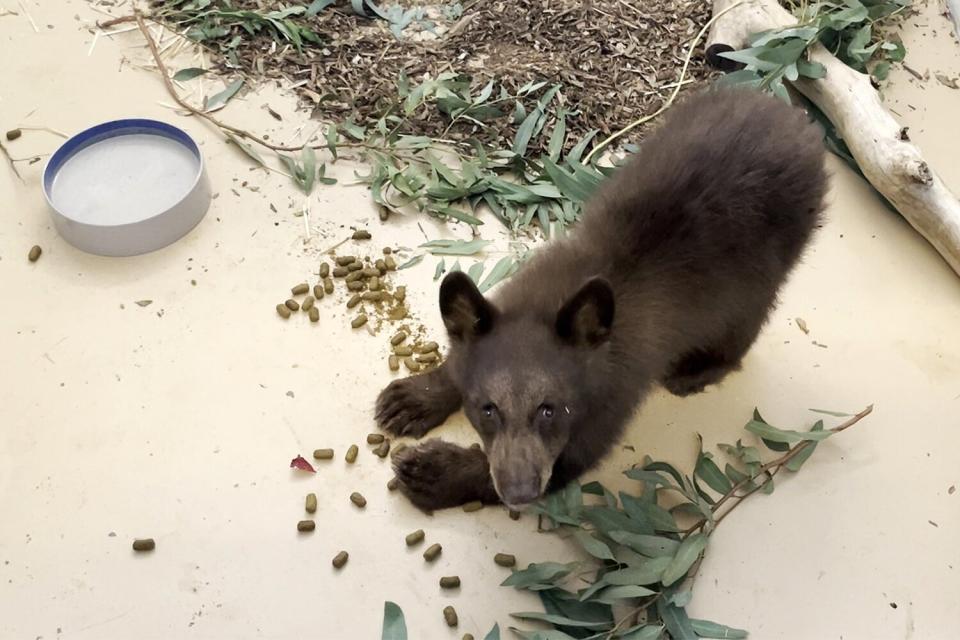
309, 307, 319, 322
419, 342, 440, 353
462, 501, 483, 512
383, 246, 393, 255
390, 332, 407, 346
347, 262, 363, 272
345, 270, 364, 283
297, 520, 315, 532
362, 291, 382, 302
313, 448, 334, 460
347, 281, 365, 292
361, 267, 379, 278
347, 294, 362, 309
333, 266, 350, 278
385, 256, 397, 271
367, 433, 385, 444
443, 606, 458, 627
379, 207, 390, 221
470, 443, 482, 450
405, 529, 425, 546
368, 276, 380, 291
373, 441, 390, 458
424, 543, 442, 562
332, 551, 348, 568
403, 357, 420, 373
439, 575, 460, 588
284, 299, 299, 311
319, 262, 330, 278
494, 553, 516, 567
394, 346, 413, 357
351, 314, 368, 328
345, 444, 358, 463
387, 477, 399, 491
352, 230, 371, 240
6, 128, 22, 141
323, 278, 334, 294
416, 353, 439, 364
463, 635, 475, 640
313, 284, 324, 299
291, 283, 309, 295
276, 304, 291, 319
301, 295, 315, 311
388, 355, 400, 371
509, 510, 521, 520
28, 245, 42, 262
335, 256, 356, 266
394, 288, 406, 304
132, 538, 155, 552
350, 492, 366, 508
305, 493, 317, 514
375, 259, 387, 273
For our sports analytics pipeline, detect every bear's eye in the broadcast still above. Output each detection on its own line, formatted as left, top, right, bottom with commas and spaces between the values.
481, 403, 496, 418
539, 404, 554, 419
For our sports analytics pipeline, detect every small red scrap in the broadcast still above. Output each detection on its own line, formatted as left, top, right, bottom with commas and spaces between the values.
290, 455, 316, 473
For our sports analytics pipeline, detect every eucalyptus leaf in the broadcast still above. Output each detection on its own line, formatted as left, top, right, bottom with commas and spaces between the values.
620, 625, 665, 640
173, 67, 208, 81
434, 259, 446, 281
657, 599, 697, 640
501, 562, 577, 589
224, 132, 266, 168
784, 421, 824, 471
661, 533, 707, 586
689, 618, 749, 639
573, 531, 615, 561
510, 612, 609, 629
467, 261, 485, 284
745, 419, 833, 444
509, 629, 578, 640
205, 79, 244, 112
421, 238, 490, 255
589, 585, 656, 605
381, 601, 407, 640
695, 445, 733, 494
397, 254, 424, 270
608, 531, 679, 557
603, 557, 670, 585
484, 623, 501, 640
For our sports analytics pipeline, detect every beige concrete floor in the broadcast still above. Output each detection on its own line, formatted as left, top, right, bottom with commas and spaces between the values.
1, 1, 959, 639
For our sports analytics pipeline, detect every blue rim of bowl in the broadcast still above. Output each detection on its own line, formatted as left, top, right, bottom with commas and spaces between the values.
43, 118, 205, 227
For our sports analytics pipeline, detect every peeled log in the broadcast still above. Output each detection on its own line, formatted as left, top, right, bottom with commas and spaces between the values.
707, 0, 960, 276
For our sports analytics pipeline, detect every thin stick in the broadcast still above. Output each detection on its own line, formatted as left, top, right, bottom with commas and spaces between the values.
583, 0, 748, 164
1, 141, 24, 182
17, 0, 38, 32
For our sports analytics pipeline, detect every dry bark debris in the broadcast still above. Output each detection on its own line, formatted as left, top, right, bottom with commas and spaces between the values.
155, 0, 717, 145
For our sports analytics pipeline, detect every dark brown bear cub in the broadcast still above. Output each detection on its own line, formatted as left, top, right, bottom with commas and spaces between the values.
375, 87, 827, 512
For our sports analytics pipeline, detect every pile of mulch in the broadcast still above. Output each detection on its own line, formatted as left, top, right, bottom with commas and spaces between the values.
154, 0, 716, 147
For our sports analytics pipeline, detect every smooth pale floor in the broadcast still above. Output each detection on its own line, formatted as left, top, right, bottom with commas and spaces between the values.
1, 2, 958, 639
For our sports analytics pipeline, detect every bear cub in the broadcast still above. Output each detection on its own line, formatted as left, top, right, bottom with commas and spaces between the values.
375, 87, 828, 512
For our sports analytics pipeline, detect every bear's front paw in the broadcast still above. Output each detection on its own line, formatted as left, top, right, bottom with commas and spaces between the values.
391, 440, 493, 511
374, 368, 460, 438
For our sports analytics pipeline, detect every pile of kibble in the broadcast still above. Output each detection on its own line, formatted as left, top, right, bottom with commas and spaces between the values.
295, 440, 519, 636
275, 231, 443, 373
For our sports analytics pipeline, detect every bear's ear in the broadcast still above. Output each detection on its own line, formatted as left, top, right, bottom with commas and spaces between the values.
440, 271, 498, 341
555, 277, 615, 347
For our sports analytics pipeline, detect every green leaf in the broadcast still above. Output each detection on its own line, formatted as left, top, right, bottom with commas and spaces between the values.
623, 469, 675, 489
689, 618, 749, 639
724, 463, 753, 487
542, 157, 594, 202
301, 145, 316, 194
509, 629, 578, 640
797, 59, 827, 79
478, 256, 517, 292
224, 132, 266, 168
604, 557, 670, 585
306, 0, 336, 15
589, 585, 656, 605
502, 562, 577, 589
397, 254, 424, 270
745, 419, 833, 444
827, 3, 869, 29
467, 261, 485, 284
695, 444, 733, 494
512, 107, 541, 156
661, 533, 707, 586
643, 461, 685, 488
420, 238, 490, 256
325, 124, 338, 160
510, 612, 609, 629
750, 26, 818, 46
434, 259, 446, 281
620, 626, 665, 640
206, 79, 244, 112
548, 112, 567, 161
565, 130, 598, 164
608, 531, 679, 557
573, 531, 615, 561
784, 421, 824, 471
173, 67, 207, 81
483, 623, 501, 640
657, 599, 697, 640
620, 494, 679, 532
582, 506, 650, 536
381, 601, 407, 640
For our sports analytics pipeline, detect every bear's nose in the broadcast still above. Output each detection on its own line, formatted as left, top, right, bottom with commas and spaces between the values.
500, 478, 541, 509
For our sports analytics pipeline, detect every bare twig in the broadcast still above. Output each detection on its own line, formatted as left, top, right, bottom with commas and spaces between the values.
0, 141, 24, 182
